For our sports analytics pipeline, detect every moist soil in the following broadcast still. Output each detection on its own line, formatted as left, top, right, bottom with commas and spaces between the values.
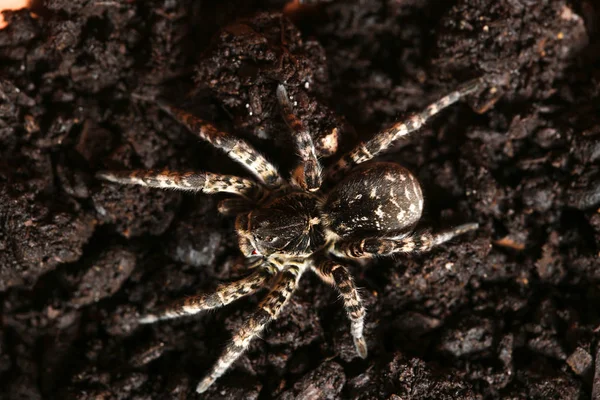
1, 1, 599, 399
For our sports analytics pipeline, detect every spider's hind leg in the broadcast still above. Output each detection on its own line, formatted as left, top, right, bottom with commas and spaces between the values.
138, 265, 277, 324
338, 222, 479, 258
313, 260, 367, 358
276, 84, 322, 192
326, 78, 483, 182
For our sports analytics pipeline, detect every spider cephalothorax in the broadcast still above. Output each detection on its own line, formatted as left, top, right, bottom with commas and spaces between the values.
237, 192, 327, 258
98, 80, 483, 393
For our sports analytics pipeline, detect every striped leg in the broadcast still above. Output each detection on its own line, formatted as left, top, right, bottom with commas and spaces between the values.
138, 266, 277, 324
159, 103, 285, 189
96, 170, 264, 200
313, 260, 367, 358
196, 265, 303, 393
337, 223, 479, 258
276, 85, 322, 192
325, 78, 482, 182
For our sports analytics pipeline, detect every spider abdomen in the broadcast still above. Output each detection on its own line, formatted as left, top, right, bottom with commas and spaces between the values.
323, 162, 424, 239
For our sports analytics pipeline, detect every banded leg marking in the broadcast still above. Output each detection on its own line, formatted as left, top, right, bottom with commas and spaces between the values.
276, 85, 322, 191
338, 223, 479, 258
326, 78, 482, 182
314, 260, 367, 358
196, 265, 302, 393
97, 170, 264, 200
159, 103, 285, 189
138, 266, 277, 324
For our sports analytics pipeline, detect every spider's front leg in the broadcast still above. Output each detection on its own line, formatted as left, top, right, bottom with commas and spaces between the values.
197, 265, 303, 393
159, 103, 286, 189
313, 259, 367, 358
97, 169, 265, 201
337, 223, 479, 258
138, 265, 277, 324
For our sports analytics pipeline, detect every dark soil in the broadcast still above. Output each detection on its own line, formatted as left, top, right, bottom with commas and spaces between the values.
1, 0, 599, 399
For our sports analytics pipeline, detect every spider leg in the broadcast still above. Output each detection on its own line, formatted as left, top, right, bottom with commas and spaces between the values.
276, 85, 322, 191
337, 223, 479, 258
313, 260, 367, 358
197, 265, 303, 393
159, 103, 286, 189
97, 170, 264, 200
325, 78, 482, 182
138, 265, 277, 324
217, 198, 256, 216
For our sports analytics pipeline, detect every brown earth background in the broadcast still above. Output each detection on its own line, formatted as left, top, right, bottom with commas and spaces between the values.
1, 0, 599, 398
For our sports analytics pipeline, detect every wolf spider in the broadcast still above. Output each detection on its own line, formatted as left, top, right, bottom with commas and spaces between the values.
98, 78, 482, 393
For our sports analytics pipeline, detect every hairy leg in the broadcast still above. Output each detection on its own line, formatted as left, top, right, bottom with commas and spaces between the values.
159, 102, 285, 189
337, 223, 479, 258
138, 266, 277, 324
313, 260, 367, 358
276, 85, 322, 191
326, 78, 482, 182
97, 169, 264, 200
197, 265, 303, 393
217, 198, 255, 216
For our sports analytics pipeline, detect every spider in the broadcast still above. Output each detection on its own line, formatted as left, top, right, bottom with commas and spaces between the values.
97, 78, 483, 393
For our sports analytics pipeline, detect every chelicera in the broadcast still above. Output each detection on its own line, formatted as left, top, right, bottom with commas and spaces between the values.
98, 78, 483, 393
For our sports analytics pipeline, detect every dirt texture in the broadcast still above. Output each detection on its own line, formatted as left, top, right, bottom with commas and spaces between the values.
0, 0, 599, 399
